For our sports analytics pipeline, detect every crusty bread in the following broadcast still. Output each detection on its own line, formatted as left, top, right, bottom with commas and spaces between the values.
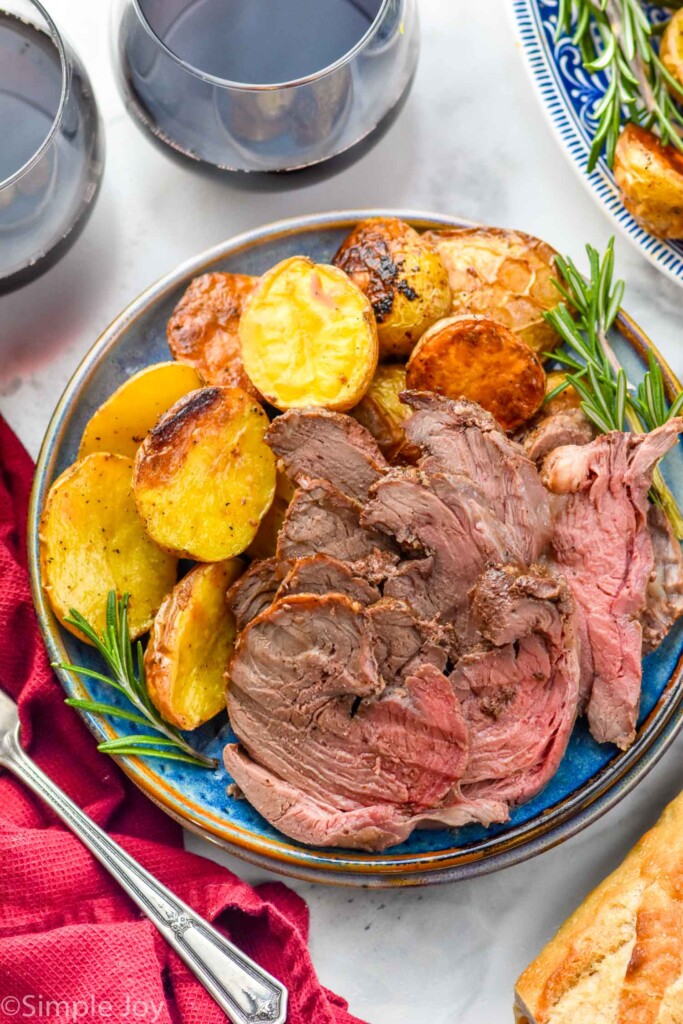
514, 791, 683, 1023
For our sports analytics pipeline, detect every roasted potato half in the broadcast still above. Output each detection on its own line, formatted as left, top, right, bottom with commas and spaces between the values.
39, 453, 177, 641
133, 386, 276, 562
333, 217, 451, 359
145, 559, 243, 730
78, 362, 202, 460
406, 314, 545, 432
246, 470, 296, 560
351, 364, 411, 459
422, 226, 561, 357
544, 370, 582, 416
166, 272, 260, 395
661, 10, 683, 92
614, 123, 683, 238
239, 256, 378, 411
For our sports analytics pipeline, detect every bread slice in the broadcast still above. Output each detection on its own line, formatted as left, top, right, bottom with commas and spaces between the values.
514, 791, 683, 1023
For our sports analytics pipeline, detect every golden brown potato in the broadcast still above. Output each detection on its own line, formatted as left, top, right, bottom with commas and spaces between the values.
351, 364, 411, 459
133, 387, 276, 562
239, 256, 378, 411
145, 559, 243, 730
167, 272, 260, 395
246, 470, 296, 560
661, 10, 683, 91
422, 226, 561, 357
543, 370, 582, 416
39, 453, 177, 642
614, 123, 683, 238
78, 362, 202, 460
406, 314, 545, 432
333, 218, 451, 359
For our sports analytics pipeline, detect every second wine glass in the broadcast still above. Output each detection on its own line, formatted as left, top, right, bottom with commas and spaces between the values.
112, 0, 419, 176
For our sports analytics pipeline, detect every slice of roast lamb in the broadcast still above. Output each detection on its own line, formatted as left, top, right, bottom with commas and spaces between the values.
521, 407, 594, 465
277, 554, 380, 606
542, 419, 683, 749
366, 598, 447, 682
641, 504, 683, 654
447, 564, 579, 817
266, 408, 388, 502
224, 594, 468, 851
277, 478, 398, 580
226, 558, 279, 632
401, 391, 552, 563
362, 469, 509, 649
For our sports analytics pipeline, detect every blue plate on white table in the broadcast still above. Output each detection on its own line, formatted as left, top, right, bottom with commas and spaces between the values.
512, 0, 683, 288
28, 210, 683, 887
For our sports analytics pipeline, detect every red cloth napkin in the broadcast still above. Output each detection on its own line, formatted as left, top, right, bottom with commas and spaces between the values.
0, 417, 366, 1024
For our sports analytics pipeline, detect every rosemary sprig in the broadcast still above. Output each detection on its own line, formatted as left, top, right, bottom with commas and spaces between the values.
55, 592, 217, 769
544, 238, 683, 539
556, 0, 683, 169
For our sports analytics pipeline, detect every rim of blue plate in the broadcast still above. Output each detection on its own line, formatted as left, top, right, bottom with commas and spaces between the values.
27, 209, 683, 888
510, 0, 683, 290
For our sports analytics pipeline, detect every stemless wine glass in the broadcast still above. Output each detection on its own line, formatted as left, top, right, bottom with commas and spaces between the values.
0, 0, 104, 293
112, 0, 419, 175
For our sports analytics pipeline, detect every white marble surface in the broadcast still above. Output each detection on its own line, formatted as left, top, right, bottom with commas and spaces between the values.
2, 3, 683, 1022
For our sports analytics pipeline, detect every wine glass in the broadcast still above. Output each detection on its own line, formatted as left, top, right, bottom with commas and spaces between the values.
0, 0, 104, 292
112, 0, 419, 176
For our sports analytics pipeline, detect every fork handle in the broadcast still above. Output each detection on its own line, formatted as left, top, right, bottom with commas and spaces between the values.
0, 725, 287, 1024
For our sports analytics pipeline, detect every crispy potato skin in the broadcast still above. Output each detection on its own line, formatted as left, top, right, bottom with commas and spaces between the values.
661, 10, 683, 91
39, 453, 177, 641
544, 370, 582, 416
78, 362, 202, 460
422, 227, 561, 357
246, 470, 295, 560
133, 386, 276, 561
239, 256, 378, 411
333, 218, 451, 359
167, 272, 260, 395
351, 364, 412, 459
614, 123, 683, 238
145, 559, 243, 730
406, 314, 546, 432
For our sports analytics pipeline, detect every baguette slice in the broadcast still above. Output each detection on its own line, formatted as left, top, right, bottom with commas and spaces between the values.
515, 791, 683, 1023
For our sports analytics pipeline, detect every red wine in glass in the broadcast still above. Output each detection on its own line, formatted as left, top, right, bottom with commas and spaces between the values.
0, 2, 104, 292
113, 0, 419, 176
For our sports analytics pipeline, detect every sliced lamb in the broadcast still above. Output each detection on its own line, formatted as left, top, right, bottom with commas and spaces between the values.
366, 598, 448, 682
362, 469, 509, 647
401, 391, 552, 563
277, 478, 398, 579
521, 407, 595, 464
226, 558, 279, 632
542, 419, 683, 749
266, 408, 388, 502
277, 554, 380, 606
448, 564, 580, 815
224, 594, 468, 851
641, 504, 683, 654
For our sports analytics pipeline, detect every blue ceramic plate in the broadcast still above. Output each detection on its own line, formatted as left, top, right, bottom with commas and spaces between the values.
28, 210, 683, 887
511, 0, 683, 288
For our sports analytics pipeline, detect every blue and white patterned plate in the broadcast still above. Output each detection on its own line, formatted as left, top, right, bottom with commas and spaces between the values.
512, 0, 683, 287
28, 211, 683, 887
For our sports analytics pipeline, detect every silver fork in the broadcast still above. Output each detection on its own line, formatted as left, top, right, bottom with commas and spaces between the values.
0, 689, 287, 1024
